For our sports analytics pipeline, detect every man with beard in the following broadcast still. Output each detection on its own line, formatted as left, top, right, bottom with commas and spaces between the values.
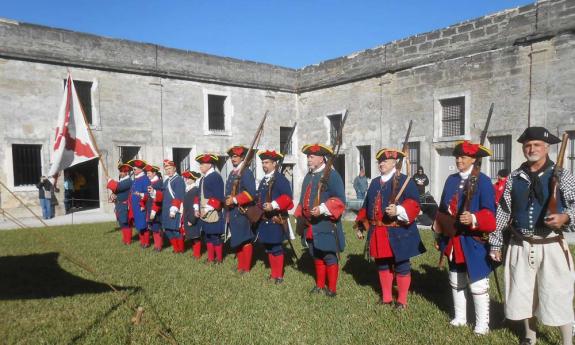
490, 127, 575, 345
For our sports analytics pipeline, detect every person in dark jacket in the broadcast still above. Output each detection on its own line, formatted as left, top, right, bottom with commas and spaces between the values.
413, 166, 429, 197
36, 176, 53, 219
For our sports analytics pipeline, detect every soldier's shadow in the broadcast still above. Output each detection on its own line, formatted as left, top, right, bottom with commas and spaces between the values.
342, 254, 380, 294
0, 252, 134, 300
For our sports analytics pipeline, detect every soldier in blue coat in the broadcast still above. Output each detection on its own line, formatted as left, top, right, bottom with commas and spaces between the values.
255, 150, 294, 283
143, 164, 163, 251
434, 141, 496, 335
294, 144, 346, 297
182, 170, 202, 259
128, 159, 151, 248
106, 163, 133, 245
354, 148, 424, 309
194, 154, 225, 264
161, 159, 186, 253
225, 145, 257, 273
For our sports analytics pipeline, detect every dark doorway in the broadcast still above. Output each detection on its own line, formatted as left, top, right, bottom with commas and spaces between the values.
333, 154, 345, 190
64, 159, 100, 212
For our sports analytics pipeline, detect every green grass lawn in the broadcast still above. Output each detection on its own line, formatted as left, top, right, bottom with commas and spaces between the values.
0, 220, 569, 345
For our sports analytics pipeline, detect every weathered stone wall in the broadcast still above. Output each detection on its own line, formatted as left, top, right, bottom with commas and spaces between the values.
1, 0, 574, 217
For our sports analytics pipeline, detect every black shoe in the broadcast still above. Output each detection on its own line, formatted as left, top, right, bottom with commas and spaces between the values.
309, 286, 323, 294
324, 289, 337, 298
394, 302, 407, 310
274, 278, 284, 284
519, 339, 533, 345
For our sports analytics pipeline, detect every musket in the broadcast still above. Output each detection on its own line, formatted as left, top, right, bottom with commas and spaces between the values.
230, 111, 268, 199
390, 120, 413, 204
546, 132, 571, 269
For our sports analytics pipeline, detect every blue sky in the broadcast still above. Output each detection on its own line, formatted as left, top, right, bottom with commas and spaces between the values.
2, 0, 533, 69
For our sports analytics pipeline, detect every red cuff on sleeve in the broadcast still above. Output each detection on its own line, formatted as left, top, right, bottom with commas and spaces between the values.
325, 197, 345, 220
207, 197, 222, 210
275, 194, 294, 211
152, 204, 161, 213
106, 180, 118, 192
355, 208, 367, 222
235, 191, 253, 206
139, 195, 148, 209
472, 209, 496, 232
194, 196, 199, 205
294, 204, 302, 218
171, 199, 182, 209
401, 198, 421, 224
155, 190, 163, 203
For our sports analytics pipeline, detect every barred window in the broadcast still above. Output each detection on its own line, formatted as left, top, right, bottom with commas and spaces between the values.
173, 148, 191, 174
357, 145, 371, 178
440, 97, 465, 137
280, 126, 294, 155
328, 114, 342, 146
64, 79, 93, 124
489, 135, 511, 180
208, 95, 226, 131
408, 142, 420, 177
119, 146, 140, 164
12, 144, 42, 186
568, 131, 575, 174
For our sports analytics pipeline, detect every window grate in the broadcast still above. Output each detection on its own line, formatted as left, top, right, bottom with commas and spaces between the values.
328, 114, 342, 146
119, 146, 140, 164
13, 144, 42, 186
208, 95, 226, 131
280, 126, 294, 155
441, 97, 465, 137
173, 148, 191, 174
489, 135, 511, 180
408, 142, 420, 177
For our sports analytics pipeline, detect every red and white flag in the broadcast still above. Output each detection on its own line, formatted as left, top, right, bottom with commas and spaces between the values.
48, 74, 98, 176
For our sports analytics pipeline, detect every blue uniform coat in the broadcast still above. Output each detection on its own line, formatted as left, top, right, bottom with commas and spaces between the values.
130, 174, 151, 230
113, 178, 132, 227
183, 186, 201, 239
438, 172, 496, 282
225, 168, 256, 248
256, 171, 293, 244
363, 174, 425, 262
198, 171, 225, 235
161, 174, 185, 230
146, 178, 163, 232
299, 168, 346, 253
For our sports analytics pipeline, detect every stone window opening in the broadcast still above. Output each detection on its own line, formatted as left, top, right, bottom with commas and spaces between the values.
280, 126, 294, 155
328, 114, 342, 147
408, 142, 421, 177
567, 131, 575, 174
489, 135, 511, 180
119, 146, 140, 164
63, 79, 93, 125
173, 147, 192, 174
12, 144, 42, 186
440, 97, 465, 137
208, 94, 226, 132
357, 145, 371, 179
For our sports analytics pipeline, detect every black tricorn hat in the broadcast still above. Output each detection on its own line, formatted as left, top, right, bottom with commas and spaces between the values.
517, 127, 561, 144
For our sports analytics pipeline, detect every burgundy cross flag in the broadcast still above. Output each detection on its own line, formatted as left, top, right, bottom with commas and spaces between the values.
48, 74, 98, 176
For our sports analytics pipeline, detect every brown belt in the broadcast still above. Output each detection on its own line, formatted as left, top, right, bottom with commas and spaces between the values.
510, 226, 571, 269
510, 226, 563, 245
370, 220, 400, 228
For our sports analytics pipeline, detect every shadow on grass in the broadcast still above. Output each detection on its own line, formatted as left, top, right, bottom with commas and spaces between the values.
0, 252, 134, 300
342, 254, 379, 294
68, 286, 142, 345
